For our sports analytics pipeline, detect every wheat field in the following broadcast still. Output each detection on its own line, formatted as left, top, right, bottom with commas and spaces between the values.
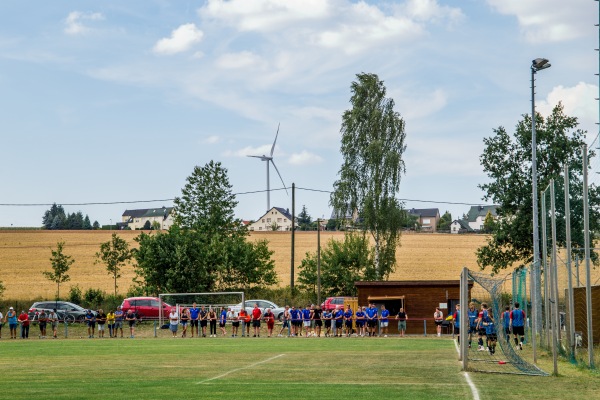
2, 229, 593, 301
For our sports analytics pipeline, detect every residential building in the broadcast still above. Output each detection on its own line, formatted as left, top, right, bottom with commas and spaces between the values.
122, 207, 174, 230
450, 219, 473, 234
465, 205, 498, 231
247, 207, 294, 231
408, 208, 440, 232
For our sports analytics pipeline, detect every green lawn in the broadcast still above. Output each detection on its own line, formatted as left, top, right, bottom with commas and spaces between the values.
0, 326, 597, 400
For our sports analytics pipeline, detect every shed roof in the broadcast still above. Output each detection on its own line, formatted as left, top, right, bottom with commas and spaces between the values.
408, 208, 439, 218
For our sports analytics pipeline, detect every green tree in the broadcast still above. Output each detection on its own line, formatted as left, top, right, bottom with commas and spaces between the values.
93, 221, 100, 230
298, 233, 375, 297
83, 215, 92, 230
438, 211, 452, 231
330, 73, 407, 279
44, 241, 74, 300
173, 160, 240, 234
42, 203, 66, 229
482, 211, 496, 233
0, 279, 5, 299
142, 220, 151, 230
477, 103, 600, 273
297, 205, 312, 231
151, 220, 161, 230
96, 233, 132, 297
326, 218, 339, 231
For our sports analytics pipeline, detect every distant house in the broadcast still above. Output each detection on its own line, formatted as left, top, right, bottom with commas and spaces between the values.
329, 207, 360, 230
122, 207, 174, 230
466, 205, 498, 231
248, 207, 294, 231
408, 208, 440, 232
450, 219, 473, 234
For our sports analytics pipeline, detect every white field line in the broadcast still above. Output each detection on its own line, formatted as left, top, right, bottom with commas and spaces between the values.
454, 339, 480, 400
196, 354, 286, 384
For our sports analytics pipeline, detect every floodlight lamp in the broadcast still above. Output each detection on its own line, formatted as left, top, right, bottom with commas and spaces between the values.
532, 58, 551, 71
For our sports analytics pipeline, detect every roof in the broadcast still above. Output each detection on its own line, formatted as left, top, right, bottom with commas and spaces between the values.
122, 207, 173, 221
255, 206, 293, 221
355, 280, 467, 287
466, 205, 498, 222
452, 219, 473, 231
408, 208, 440, 218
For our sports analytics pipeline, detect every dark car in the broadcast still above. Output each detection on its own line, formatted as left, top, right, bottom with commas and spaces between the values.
28, 301, 92, 322
120, 297, 174, 320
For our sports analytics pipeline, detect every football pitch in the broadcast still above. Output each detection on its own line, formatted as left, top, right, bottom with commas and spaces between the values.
0, 333, 597, 400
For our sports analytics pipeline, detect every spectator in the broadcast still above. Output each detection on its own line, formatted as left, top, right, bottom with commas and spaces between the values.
227, 307, 239, 337
396, 308, 407, 337
85, 309, 96, 339
114, 306, 124, 338
48, 308, 59, 339
126, 309, 136, 338
355, 307, 365, 337
180, 307, 190, 338
199, 305, 208, 338
18, 310, 30, 339
312, 305, 323, 338
6, 307, 18, 339
189, 303, 200, 338
434, 307, 444, 337
251, 303, 262, 337
263, 308, 275, 337
169, 307, 179, 338
344, 305, 353, 337
97, 309, 107, 338
278, 305, 291, 337
380, 305, 390, 337
219, 308, 228, 337
208, 307, 217, 338
106, 309, 115, 338
38, 309, 48, 339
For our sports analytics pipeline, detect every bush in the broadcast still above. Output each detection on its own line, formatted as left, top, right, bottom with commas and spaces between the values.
83, 288, 106, 309
68, 285, 83, 305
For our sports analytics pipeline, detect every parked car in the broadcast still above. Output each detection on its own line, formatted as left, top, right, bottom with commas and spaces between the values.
120, 297, 174, 320
230, 300, 286, 321
28, 301, 93, 323
321, 296, 356, 311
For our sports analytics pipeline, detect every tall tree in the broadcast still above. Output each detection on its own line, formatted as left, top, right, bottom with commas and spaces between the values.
330, 73, 407, 279
438, 211, 452, 231
44, 241, 74, 300
173, 160, 240, 234
96, 233, 132, 297
297, 205, 312, 231
477, 103, 600, 273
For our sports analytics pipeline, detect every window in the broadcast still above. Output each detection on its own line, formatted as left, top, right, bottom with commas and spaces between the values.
262, 219, 265, 223
277, 218, 282, 222
423, 218, 431, 224
150, 300, 161, 308
283, 219, 287, 223
267, 218, 271, 223
259, 227, 263, 231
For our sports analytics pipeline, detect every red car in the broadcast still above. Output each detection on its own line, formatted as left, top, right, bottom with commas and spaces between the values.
120, 297, 174, 319
321, 296, 356, 311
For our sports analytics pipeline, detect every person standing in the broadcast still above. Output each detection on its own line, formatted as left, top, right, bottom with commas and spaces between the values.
0, 309, 3, 339
38, 310, 48, 339
126, 309, 136, 338
180, 307, 190, 338
366, 304, 378, 337
18, 310, 30, 339
510, 302, 526, 350
189, 302, 200, 338
238, 308, 249, 337
263, 308, 275, 337
380, 305, 390, 337
6, 307, 18, 339
476, 303, 488, 351
482, 307, 497, 355
344, 305, 353, 337
452, 304, 460, 344
467, 303, 479, 349
323, 308, 332, 337
334, 306, 344, 337
302, 305, 312, 337
48, 308, 59, 339
228, 307, 239, 337
396, 308, 408, 337
355, 307, 365, 337
96, 309, 107, 338
251, 304, 262, 337
289, 306, 300, 337
312, 306, 323, 337
114, 306, 124, 338
219, 308, 228, 337
278, 306, 291, 337
106, 309, 115, 338
85, 309, 96, 339
501, 306, 511, 343
434, 307, 444, 337
199, 305, 208, 337
169, 307, 179, 338
208, 307, 218, 337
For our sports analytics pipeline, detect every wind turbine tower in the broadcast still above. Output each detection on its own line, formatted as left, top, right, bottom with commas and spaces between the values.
248, 123, 288, 212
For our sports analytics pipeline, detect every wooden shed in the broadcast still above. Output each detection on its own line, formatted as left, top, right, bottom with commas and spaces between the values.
355, 280, 472, 335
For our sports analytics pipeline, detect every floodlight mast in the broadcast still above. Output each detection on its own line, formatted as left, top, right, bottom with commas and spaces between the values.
530, 57, 551, 363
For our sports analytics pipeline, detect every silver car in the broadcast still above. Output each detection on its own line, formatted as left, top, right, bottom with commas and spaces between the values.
230, 299, 286, 321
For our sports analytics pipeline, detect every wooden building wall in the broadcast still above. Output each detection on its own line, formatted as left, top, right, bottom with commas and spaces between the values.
573, 285, 600, 346
356, 281, 472, 335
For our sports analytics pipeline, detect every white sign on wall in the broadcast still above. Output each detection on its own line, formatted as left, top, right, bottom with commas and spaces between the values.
439, 303, 447, 309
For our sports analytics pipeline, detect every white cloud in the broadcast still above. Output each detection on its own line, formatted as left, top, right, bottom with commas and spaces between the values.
406, 137, 483, 177
392, 88, 448, 120
153, 23, 204, 55
223, 144, 275, 157
203, 135, 220, 144
537, 82, 598, 135
216, 51, 267, 70
487, 0, 593, 43
64, 11, 104, 35
399, 0, 464, 24
288, 150, 323, 165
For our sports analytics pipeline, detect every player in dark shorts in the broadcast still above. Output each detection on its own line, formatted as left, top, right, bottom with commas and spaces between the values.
510, 302, 526, 350
312, 306, 323, 337
289, 306, 301, 337
344, 305, 353, 337
467, 303, 478, 348
85, 309, 96, 339
278, 306, 291, 337
355, 307, 365, 337
199, 305, 208, 337
434, 307, 444, 337
452, 304, 460, 343
323, 309, 332, 337
366, 303, 378, 337
219, 308, 228, 336
476, 303, 488, 351
126, 309, 136, 338
189, 303, 200, 338
334, 307, 344, 337
251, 304, 262, 337
482, 307, 497, 355
501, 306, 511, 342
37, 310, 48, 339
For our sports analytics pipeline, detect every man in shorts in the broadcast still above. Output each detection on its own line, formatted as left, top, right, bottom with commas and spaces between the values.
96, 309, 107, 338
467, 303, 478, 348
289, 306, 300, 337
302, 305, 312, 337
476, 303, 488, 351
355, 307, 365, 337
510, 302, 526, 350
452, 304, 460, 343
344, 305, 353, 337
106, 309, 115, 338
85, 309, 96, 339
482, 307, 497, 355
278, 306, 291, 337
380, 305, 390, 337
219, 307, 228, 336
334, 306, 344, 337
126, 309, 136, 338
434, 307, 444, 337
251, 303, 262, 337
189, 302, 200, 338
366, 303, 378, 337
48, 308, 59, 339
396, 307, 407, 337
114, 306, 124, 338
227, 307, 239, 337
38, 309, 48, 339
312, 305, 323, 337
501, 306, 511, 343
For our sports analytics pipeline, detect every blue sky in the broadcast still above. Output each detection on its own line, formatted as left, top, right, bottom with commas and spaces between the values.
0, 0, 598, 227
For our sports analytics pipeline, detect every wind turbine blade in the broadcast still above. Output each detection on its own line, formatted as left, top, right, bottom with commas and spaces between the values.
270, 123, 280, 157
270, 160, 289, 195
247, 155, 264, 159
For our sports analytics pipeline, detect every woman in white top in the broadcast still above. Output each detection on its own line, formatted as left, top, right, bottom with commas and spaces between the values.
169, 309, 179, 338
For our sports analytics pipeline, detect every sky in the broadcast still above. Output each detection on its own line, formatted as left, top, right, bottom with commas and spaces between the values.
0, 0, 598, 227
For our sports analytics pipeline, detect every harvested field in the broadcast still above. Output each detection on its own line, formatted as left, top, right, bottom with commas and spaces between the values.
2, 230, 596, 301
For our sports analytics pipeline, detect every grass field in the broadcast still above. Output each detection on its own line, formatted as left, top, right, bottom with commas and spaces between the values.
0, 323, 598, 400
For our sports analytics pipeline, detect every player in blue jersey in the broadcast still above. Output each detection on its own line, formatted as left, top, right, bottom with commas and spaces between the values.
323, 309, 333, 337
366, 303, 378, 337
334, 307, 344, 337
289, 306, 300, 337
501, 306, 511, 343
452, 304, 460, 344
219, 307, 228, 336
510, 302, 526, 350
189, 302, 200, 338
343, 305, 353, 337
355, 307, 365, 337
302, 305, 312, 337
380, 305, 390, 337
467, 302, 479, 349
481, 306, 497, 355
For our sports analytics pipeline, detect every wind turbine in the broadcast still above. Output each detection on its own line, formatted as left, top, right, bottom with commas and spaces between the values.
247, 123, 288, 212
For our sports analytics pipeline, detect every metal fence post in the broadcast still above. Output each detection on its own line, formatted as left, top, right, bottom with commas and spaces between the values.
542, 192, 550, 348
423, 319, 427, 336
582, 143, 595, 368
564, 164, 576, 360
550, 180, 559, 375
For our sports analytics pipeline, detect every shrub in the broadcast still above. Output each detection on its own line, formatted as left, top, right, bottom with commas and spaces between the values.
68, 285, 83, 305
83, 288, 106, 309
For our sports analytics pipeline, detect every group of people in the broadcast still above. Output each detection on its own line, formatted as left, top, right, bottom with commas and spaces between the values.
83, 306, 138, 339
451, 302, 527, 355
166, 302, 410, 339
0, 307, 60, 339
